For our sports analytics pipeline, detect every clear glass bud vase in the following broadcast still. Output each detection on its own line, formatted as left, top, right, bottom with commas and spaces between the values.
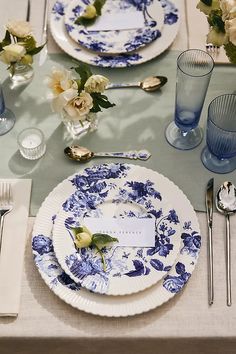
9, 63, 34, 84
62, 111, 98, 139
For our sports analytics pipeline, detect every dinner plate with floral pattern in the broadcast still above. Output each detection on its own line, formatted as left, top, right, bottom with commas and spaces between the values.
50, 0, 180, 67
32, 163, 201, 317
52, 165, 182, 295
64, 0, 164, 54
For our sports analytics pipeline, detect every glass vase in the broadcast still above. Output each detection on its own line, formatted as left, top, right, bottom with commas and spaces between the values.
0, 85, 16, 135
62, 111, 98, 139
9, 63, 34, 84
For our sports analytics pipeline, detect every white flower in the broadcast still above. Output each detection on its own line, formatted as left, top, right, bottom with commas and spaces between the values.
84, 75, 109, 93
47, 67, 78, 96
207, 27, 228, 45
74, 227, 92, 248
6, 20, 32, 38
225, 17, 236, 44
83, 4, 97, 19
220, 0, 236, 20
197, 0, 220, 15
51, 88, 78, 113
0, 43, 26, 64
64, 91, 93, 120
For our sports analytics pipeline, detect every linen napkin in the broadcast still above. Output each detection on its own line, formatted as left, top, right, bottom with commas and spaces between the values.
186, 1, 229, 64
0, 179, 31, 317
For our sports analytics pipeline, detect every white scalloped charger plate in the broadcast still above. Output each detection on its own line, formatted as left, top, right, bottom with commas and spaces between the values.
32, 163, 201, 317
52, 165, 182, 296
64, 0, 164, 54
50, 0, 180, 67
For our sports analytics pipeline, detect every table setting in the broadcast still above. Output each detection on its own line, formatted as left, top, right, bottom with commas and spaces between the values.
0, 0, 236, 354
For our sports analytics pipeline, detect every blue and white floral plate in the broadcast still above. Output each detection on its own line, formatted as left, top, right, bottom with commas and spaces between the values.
52, 165, 182, 295
64, 0, 164, 54
32, 163, 201, 317
50, 0, 180, 67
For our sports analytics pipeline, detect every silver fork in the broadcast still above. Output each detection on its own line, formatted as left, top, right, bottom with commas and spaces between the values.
0, 183, 13, 254
205, 43, 220, 61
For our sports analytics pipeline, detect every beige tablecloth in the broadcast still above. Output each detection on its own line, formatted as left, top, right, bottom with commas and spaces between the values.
0, 1, 236, 354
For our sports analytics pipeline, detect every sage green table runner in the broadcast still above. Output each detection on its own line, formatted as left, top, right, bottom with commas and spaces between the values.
1, 51, 235, 216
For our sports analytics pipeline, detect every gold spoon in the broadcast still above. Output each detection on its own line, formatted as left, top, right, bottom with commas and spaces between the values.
64, 145, 151, 162
106, 76, 168, 92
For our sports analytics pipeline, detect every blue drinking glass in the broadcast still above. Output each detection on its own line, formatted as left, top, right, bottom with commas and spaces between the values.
201, 94, 236, 174
165, 49, 214, 150
0, 85, 16, 135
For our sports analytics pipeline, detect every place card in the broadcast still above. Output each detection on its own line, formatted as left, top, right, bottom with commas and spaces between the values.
84, 217, 155, 247
87, 11, 145, 31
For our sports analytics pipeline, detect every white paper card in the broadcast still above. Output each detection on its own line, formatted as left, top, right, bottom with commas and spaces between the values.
84, 217, 155, 247
87, 11, 144, 31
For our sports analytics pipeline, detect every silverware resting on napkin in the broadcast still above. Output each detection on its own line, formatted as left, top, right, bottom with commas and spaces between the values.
206, 178, 214, 305
39, 0, 49, 66
0, 183, 13, 255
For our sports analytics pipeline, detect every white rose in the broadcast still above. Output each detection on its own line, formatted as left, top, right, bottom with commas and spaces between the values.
51, 88, 78, 113
84, 75, 109, 93
75, 228, 92, 248
220, 0, 236, 20
64, 91, 93, 120
225, 17, 236, 44
6, 20, 32, 38
197, 0, 220, 15
207, 27, 228, 45
48, 67, 78, 96
0, 43, 26, 64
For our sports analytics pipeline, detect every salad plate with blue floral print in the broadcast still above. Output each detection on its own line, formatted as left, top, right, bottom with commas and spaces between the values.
64, 0, 164, 54
50, 0, 180, 67
32, 163, 201, 317
52, 165, 182, 296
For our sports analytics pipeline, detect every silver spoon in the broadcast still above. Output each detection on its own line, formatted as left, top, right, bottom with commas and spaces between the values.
216, 181, 236, 306
106, 76, 168, 92
64, 145, 151, 162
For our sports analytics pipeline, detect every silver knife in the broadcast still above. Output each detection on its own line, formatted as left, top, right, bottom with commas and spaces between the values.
26, 0, 31, 21
206, 178, 214, 305
39, 0, 49, 66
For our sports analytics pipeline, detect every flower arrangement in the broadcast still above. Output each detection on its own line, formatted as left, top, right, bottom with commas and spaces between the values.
0, 20, 45, 75
197, 0, 236, 63
47, 63, 115, 124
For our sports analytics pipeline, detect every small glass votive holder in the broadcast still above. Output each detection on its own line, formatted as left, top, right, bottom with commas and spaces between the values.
17, 127, 46, 160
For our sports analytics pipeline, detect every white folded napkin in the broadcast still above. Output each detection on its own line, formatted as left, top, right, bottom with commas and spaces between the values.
186, 1, 229, 64
0, 179, 31, 317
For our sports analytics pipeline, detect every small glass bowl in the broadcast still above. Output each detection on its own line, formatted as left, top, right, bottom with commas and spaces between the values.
17, 127, 46, 160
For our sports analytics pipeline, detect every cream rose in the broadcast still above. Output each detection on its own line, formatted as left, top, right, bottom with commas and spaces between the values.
6, 20, 32, 38
83, 4, 97, 19
47, 67, 78, 96
75, 227, 92, 248
64, 91, 93, 120
225, 17, 236, 44
51, 88, 78, 113
84, 75, 109, 93
0, 43, 26, 64
220, 0, 236, 20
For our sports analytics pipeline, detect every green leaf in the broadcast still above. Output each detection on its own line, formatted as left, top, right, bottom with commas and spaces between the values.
208, 10, 225, 32
93, 0, 106, 16
200, 0, 212, 6
1, 30, 11, 49
91, 233, 118, 247
19, 35, 37, 51
71, 226, 84, 237
90, 92, 116, 112
28, 43, 46, 55
72, 63, 92, 89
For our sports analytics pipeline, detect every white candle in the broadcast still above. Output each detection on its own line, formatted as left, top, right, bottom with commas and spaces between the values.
21, 133, 42, 149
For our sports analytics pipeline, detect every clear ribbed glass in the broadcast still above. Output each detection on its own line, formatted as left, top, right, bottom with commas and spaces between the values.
201, 94, 236, 173
165, 49, 214, 150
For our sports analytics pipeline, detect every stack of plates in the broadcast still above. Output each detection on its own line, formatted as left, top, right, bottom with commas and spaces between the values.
50, 0, 180, 67
32, 163, 201, 317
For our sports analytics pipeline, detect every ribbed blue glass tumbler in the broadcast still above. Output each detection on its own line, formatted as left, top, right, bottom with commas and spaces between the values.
165, 49, 214, 150
201, 94, 236, 174
0, 85, 16, 135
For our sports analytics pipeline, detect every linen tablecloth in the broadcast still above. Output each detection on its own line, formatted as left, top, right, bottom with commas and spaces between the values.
0, 1, 236, 354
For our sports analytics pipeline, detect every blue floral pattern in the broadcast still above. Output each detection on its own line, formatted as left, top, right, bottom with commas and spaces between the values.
64, 0, 164, 54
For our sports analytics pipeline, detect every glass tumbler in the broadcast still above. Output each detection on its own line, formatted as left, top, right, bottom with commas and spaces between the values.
201, 94, 236, 174
17, 127, 46, 160
165, 49, 214, 150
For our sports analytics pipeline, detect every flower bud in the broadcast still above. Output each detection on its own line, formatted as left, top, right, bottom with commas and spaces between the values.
83, 5, 97, 19
75, 227, 92, 248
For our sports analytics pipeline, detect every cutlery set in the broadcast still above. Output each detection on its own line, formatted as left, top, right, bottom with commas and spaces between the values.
0, 183, 13, 254
206, 178, 236, 306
